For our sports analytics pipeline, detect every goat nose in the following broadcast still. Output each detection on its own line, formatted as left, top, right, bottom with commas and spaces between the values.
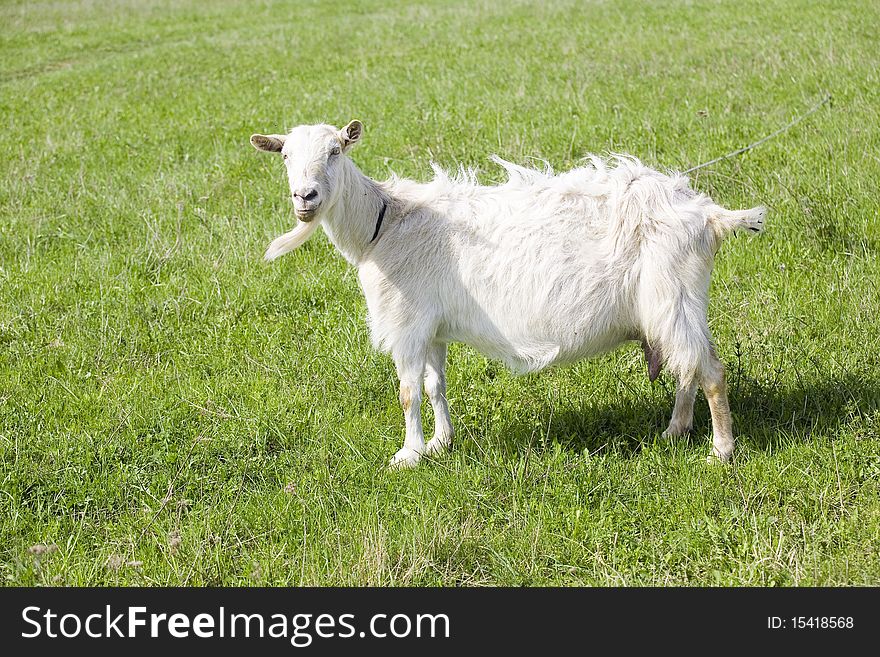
295, 188, 318, 201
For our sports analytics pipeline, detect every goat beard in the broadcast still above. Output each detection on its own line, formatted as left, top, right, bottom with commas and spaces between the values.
264, 219, 321, 262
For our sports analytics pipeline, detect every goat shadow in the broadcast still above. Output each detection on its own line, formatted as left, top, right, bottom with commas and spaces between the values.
488, 371, 880, 459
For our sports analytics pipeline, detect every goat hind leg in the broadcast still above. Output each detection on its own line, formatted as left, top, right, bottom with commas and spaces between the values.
700, 352, 734, 463
663, 377, 697, 438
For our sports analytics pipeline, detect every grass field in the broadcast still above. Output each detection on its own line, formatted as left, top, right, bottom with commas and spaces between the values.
1, 0, 879, 586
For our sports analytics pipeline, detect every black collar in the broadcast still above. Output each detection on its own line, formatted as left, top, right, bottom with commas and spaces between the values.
369, 202, 387, 243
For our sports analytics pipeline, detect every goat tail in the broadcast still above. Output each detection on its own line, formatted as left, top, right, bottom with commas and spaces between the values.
708, 205, 767, 238
264, 220, 321, 262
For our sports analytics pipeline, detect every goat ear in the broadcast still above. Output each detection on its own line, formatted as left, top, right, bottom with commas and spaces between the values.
339, 120, 363, 150
250, 134, 286, 153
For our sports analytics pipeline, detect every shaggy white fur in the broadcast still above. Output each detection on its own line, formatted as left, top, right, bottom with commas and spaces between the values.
251, 122, 766, 468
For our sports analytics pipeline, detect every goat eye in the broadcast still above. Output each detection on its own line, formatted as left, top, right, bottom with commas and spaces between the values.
282, 153, 288, 160
330, 146, 341, 157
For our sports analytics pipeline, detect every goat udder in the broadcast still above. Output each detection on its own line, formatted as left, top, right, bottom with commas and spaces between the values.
642, 340, 663, 382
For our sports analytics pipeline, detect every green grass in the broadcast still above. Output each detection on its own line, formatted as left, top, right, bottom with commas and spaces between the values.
1, 0, 879, 586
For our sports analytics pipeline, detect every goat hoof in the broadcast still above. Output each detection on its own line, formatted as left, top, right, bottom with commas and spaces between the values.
388, 447, 422, 470
424, 436, 452, 457
706, 447, 733, 465
662, 424, 692, 439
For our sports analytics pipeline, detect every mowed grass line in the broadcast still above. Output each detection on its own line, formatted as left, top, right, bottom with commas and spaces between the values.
1, 0, 878, 585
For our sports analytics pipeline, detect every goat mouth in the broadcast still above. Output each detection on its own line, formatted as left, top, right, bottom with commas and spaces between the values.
295, 208, 318, 222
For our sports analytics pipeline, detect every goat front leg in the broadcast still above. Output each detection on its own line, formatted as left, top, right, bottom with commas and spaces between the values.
388, 342, 428, 470
424, 342, 453, 456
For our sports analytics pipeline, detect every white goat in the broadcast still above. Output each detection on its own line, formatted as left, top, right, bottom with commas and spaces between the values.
250, 121, 766, 468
